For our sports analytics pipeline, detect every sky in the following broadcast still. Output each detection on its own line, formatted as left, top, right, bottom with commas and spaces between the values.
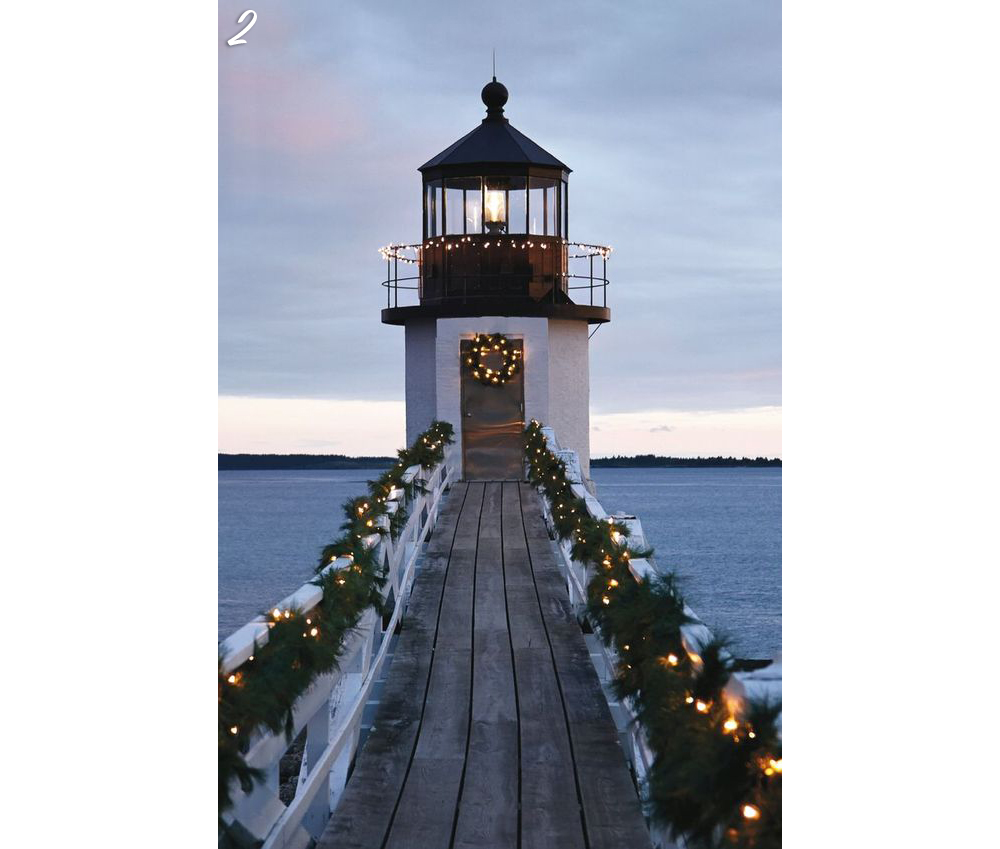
219, 0, 781, 457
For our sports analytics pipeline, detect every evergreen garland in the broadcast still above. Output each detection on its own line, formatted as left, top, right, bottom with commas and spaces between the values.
523, 420, 781, 849
219, 420, 455, 818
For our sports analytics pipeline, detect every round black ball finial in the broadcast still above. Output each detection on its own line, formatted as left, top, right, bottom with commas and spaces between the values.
481, 78, 508, 116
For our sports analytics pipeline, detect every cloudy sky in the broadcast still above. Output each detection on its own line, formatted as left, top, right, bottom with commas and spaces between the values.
219, 0, 780, 457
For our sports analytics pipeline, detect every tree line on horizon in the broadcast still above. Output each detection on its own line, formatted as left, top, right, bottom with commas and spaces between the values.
219, 453, 781, 470
591, 454, 781, 468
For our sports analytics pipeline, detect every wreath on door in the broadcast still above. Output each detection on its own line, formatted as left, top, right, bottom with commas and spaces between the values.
466, 333, 522, 386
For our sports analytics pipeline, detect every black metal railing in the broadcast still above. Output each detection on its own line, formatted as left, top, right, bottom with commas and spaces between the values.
378, 241, 611, 310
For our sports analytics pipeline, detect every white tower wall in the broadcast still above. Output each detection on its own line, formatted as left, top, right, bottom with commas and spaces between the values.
403, 319, 437, 445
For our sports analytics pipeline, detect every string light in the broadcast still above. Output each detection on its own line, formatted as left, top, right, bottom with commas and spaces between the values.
742, 805, 760, 820
695, 700, 709, 713
723, 717, 738, 732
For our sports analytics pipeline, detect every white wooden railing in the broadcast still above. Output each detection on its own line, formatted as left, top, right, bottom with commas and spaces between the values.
532, 427, 781, 849
219, 444, 459, 848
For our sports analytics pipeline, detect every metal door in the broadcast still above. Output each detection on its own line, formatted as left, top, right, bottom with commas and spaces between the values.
460, 338, 525, 480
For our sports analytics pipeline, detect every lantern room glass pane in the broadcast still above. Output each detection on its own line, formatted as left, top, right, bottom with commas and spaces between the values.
465, 182, 482, 234
484, 176, 526, 235
562, 180, 568, 239
529, 177, 559, 236
425, 180, 443, 238
444, 177, 481, 235
507, 177, 526, 234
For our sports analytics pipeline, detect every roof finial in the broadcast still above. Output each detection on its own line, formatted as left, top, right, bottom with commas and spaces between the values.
492, 49, 496, 81
481, 74, 508, 120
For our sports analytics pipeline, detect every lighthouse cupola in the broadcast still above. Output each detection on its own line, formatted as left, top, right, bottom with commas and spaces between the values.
380, 79, 612, 482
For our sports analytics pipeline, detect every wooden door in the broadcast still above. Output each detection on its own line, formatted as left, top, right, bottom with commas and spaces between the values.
460, 339, 525, 480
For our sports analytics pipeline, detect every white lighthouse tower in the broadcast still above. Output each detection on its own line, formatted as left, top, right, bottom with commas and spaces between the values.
379, 78, 611, 482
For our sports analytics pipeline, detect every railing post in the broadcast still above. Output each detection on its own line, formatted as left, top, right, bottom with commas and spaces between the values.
394, 254, 398, 308
603, 256, 607, 307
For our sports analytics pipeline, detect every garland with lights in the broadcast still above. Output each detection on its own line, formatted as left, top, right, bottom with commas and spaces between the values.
219, 421, 455, 822
465, 333, 522, 385
524, 420, 781, 849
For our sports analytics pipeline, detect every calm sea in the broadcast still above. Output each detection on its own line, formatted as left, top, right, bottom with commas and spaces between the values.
219, 467, 781, 659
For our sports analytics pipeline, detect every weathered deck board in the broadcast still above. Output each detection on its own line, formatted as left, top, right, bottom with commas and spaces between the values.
317, 479, 651, 849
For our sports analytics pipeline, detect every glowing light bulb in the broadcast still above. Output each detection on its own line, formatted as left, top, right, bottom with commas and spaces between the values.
230, 726, 238, 735
723, 717, 738, 732
742, 805, 760, 820
602, 596, 610, 605
310, 627, 319, 637
685, 696, 694, 704
272, 608, 281, 619
484, 189, 505, 225
769, 758, 782, 773
666, 653, 679, 666
695, 700, 709, 713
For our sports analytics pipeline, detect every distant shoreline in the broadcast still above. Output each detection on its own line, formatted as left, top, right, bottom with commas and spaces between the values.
592, 455, 780, 468
219, 454, 781, 470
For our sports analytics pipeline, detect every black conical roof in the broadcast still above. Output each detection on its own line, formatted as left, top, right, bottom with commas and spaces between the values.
419, 79, 570, 173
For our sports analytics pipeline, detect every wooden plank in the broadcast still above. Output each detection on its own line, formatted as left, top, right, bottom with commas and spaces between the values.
453, 481, 485, 550
434, 547, 475, 651
479, 481, 502, 539
501, 481, 526, 548
505, 583, 548, 651
453, 718, 519, 849
518, 483, 551, 540
569, 723, 652, 849
470, 629, 517, 723
384, 756, 465, 849
425, 482, 469, 557
514, 647, 586, 849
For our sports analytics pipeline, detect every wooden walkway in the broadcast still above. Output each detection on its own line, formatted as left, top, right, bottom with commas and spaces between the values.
317, 482, 651, 849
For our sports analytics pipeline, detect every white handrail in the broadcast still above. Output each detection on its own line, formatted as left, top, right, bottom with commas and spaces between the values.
220, 444, 459, 847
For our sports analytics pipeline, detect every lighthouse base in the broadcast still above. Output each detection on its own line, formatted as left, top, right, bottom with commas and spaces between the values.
403, 316, 592, 482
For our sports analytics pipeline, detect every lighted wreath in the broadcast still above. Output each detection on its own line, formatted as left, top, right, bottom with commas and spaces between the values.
466, 333, 522, 386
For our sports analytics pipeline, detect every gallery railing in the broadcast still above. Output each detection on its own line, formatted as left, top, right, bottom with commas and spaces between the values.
218, 445, 458, 848
378, 240, 611, 309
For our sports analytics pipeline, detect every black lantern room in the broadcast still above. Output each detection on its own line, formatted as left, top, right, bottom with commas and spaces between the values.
380, 78, 611, 326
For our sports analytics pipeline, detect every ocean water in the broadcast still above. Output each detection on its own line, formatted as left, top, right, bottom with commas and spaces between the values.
219, 468, 781, 659
591, 467, 781, 660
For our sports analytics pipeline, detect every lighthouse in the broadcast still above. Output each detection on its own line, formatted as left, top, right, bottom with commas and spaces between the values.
380, 78, 611, 482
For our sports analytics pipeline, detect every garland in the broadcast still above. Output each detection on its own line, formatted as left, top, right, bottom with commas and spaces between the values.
219, 421, 455, 820
465, 333, 522, 385
523, 420, 781, 849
